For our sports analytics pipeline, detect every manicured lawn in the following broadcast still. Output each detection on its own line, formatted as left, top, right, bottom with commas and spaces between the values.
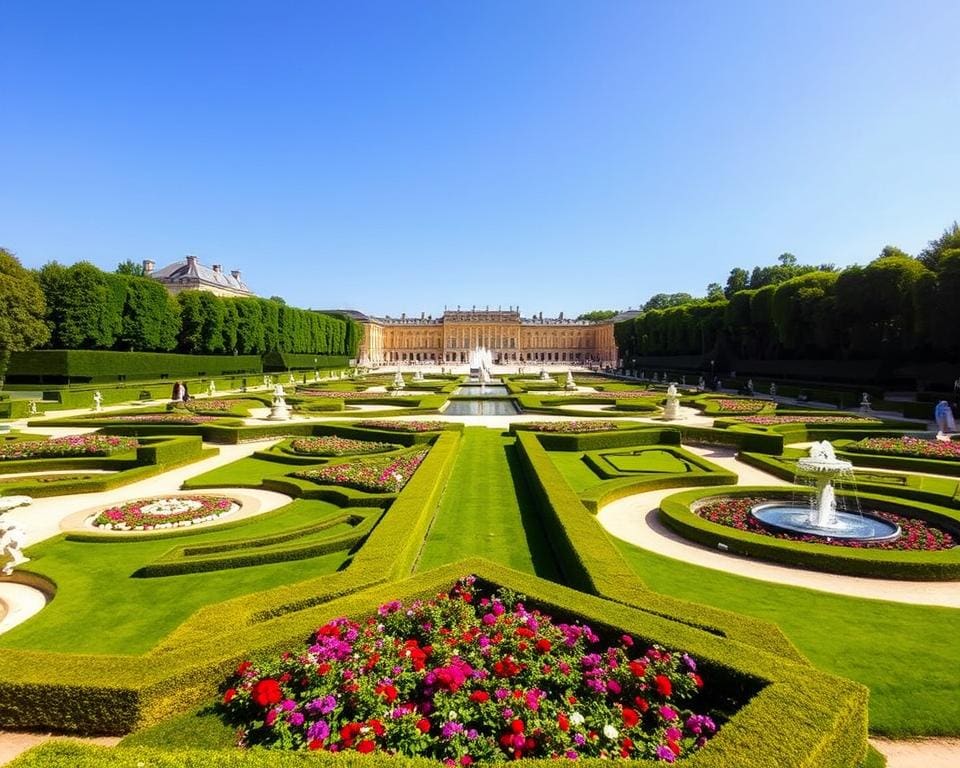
183, 456, 309, 488
604, 448, 693, 473
545, 450, 601, 492
4, 499, 351, 655
417, 427, 560, 580
615, 539, 960, 737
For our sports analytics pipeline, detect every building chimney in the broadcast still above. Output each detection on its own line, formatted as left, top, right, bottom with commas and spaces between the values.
212, 264, 222, 273
142, 259, 155, 276
231, 269, 241, 280
185, 254, 199, 269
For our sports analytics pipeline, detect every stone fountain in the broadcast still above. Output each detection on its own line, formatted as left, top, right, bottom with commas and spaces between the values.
750, 441, 900, 541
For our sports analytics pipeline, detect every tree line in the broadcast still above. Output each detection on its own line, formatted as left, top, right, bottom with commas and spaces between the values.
0, 252, 361, 362
615, 222, 960, 364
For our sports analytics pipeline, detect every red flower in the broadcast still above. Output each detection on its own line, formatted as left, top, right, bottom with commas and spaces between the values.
223, 687, 236, 704
622, 707, 639, 727
557, 713, 570, 732
308, 739, 323, 750
376, 683, 398, 703
510, 718, 525, 734
470, 691, 490, 703
628, 660, 647, 677
416, 718, 431, 733
620, 737, 634, 757
654, 675, 673, 697
368, 719, 385, 737
251, 678, 282, 707
692, 673, 703, 688
635, 696, 650, 713
357, 740, 376, 754
535, 638, 552, 654
668, 740, 681, 756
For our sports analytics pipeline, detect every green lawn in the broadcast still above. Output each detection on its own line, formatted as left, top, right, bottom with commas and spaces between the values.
416, 427, 560, 580
545, 450, 601, 492
604, 448, 693, 473
4, 499, 351, 655
183, 456, 309, 488
615, 539, 960, 737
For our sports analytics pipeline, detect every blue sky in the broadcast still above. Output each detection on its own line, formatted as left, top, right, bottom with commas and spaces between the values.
2, 1, 958, 317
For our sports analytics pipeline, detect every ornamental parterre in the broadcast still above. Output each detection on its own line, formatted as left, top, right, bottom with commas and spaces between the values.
847, 436, 960, 461
99, 413, 221, 423
524, 421, 618, 433
293, 451, 427, 493
711, 399, 770, 414
0, 434, 138, 461
697, 497, 955, 551
299, 390, 391, 400
220, 577, 716, 762
93, 495, 236, 530
290, 436, 398, 456
358, 420, 447, 433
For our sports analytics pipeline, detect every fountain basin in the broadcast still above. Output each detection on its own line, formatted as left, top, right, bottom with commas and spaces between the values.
750, 503, 901, 542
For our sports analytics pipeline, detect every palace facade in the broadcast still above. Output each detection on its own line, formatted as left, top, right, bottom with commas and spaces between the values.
339, 308, 623, 367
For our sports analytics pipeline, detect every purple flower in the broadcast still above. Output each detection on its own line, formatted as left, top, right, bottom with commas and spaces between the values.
656, 745, 676, 762
307, 720, 330, 741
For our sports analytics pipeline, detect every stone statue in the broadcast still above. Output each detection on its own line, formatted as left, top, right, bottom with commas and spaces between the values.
698, 376, 705, 390
0, 518, 29, 576
273, 383, 286, 403
92, 391, 103, 412
207, 381, 216, 397
268, 383, 290, 421
859, 392, 872, 414
667, 382, 677, 397
28, 400, 38, 415
747, 378, 754, 394
289, 373, 296, 385
808, 440, 837, 462
769, 382, 777, 397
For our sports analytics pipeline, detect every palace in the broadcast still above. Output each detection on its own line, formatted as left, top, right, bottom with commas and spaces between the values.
331, 308, 629, 367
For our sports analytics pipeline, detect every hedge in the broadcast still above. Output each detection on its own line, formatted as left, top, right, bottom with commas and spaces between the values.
510, 425, 679, 451
8, 561, 870, 768
659, 486, 960, 580
6, 350, 263, 384
262, 353, 350, 372
513, 431, 806, 661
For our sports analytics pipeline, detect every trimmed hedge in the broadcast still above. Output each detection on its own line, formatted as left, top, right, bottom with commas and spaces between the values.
262, 353, 350, 372
6, 350, 263, 383
659, 486, 960, 580
9, 561, 870, 768
510, 425, 679, 451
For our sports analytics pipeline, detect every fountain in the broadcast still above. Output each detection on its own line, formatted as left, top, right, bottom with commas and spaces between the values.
662, 382, 681, 420
268, 383, 291, 421
564, 371, 577, 390
750, 441, 900, 541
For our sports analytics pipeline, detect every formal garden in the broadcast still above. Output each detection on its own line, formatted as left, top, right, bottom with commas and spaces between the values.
0, 353, 958, 768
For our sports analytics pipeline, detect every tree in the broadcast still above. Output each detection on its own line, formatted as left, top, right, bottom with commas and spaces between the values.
269, 295, 287, 306
724, 268, 749, 298
118, 276, 180, 351
705, 283, 725, 301
778, 252, 798, 267
39, 261, 123, 349
643, 293, 693, 311
0, 249, 50, 380
918, 221, 960, 272
576, 310, 618, 322
115, 259, 145, 276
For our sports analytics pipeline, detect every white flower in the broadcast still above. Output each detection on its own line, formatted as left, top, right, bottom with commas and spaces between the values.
603, 724, 619, 740
570, 712, 585, 727
448, 710, 458, 720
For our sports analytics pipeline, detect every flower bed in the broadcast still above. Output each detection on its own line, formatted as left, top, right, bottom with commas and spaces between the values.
358, 420, 447, 433
100, 413, 222, 423
294, 451, 428, 493
732, 415, 881, 426
697, 497, 955, 551
92, 495, 236, 530
299, 390, 390, 399
846, 436, 960, 461
290, 436, 398, 456
220, 577, 716, 761
712, 399, 770, 414
524, 421, 618, 433
183, 399, 237, 412
0, 434, 139, 461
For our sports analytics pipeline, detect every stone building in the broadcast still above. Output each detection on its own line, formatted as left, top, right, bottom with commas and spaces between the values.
143, 256, 254, 298
340, 307, 619, 367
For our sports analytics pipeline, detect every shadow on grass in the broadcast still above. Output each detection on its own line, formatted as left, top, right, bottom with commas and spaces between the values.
503, 437, 563, 584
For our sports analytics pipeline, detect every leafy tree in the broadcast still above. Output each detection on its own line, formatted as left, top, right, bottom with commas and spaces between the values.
705, 283, 725, 301
40, 261, 123, 349
771, 271, 840, 355
0, 249, 50, 379
643, 292, 693, 311
176, 291, 206, 354
724, 267, 749, 298
115, 259, 144, 276
117, 276, 181, 351
235, 298, 265, 354
576, 310, 618, 322
918, 222, 960, 272
198, 292, 226, 353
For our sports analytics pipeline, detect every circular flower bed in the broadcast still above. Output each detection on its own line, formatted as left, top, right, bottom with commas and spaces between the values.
697, 497, 955, 551
0, 434, 138, 461
220, 577, 716, 761
290, 436, 398, 456
524, 421, 618, 433
846, 436, 960, 461
92, 495, 237, 530
731, 415, 881, 426
358, 420, 446, 433
294, 451, 427, 493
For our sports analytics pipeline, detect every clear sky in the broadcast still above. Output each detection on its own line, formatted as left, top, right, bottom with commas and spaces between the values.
2, 1, 958, 317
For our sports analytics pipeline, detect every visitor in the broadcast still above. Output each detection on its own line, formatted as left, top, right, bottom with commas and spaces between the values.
934, 400, 956, 437
182, 382, 190, 402
171, 381, 185, 402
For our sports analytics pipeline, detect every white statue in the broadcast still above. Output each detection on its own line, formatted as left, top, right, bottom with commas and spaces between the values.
860, 392, 872, 414
770, 382, 777, 397
747, 378, 754, 393
698, 376, 705, 390
652, 372, 659, 383
28, 400, 38, 415
808, 440, 837, 462
268, 383, 290, 421
681, 376, 686, 386
273, 383, 286, 404
564, 371, 576, 390
394, 371, 406, 390
207, 381, 217, 397
667, 382, 677, 397
92, 391, 103, 412
0, 519, 29, 576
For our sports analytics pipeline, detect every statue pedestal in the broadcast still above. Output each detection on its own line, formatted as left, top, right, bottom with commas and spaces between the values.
268, 403, 291, 421
662, 398, 681, 420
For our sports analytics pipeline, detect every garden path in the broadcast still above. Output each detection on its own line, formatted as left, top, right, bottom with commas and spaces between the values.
597, 445, 960, 608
